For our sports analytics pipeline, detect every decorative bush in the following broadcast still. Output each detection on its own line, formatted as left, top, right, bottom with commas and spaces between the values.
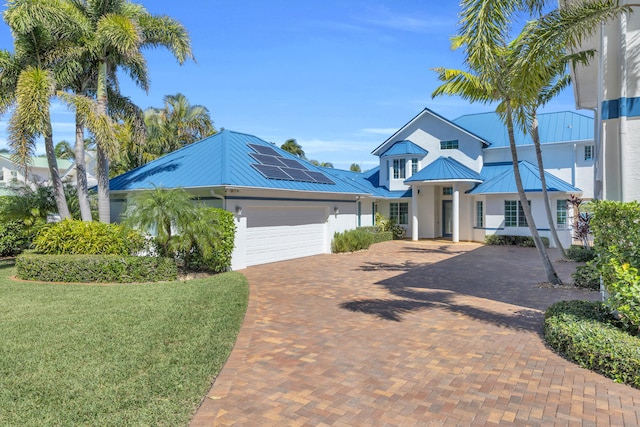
375, 212, 405, 239
16, 253, 177, 283
181, 208, 236, 272
0, 221, 29, 256
484, 234, 549, 248
572, 263, 600, 290
545, 300, 640, 389
566, 245, 596, 262
357, 226, 393, 244
591, 200, 640, 333
332, 229, 375, 253
33, 219, 145, 255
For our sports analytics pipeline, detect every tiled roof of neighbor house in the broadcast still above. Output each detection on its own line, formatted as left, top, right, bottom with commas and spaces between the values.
380, 140, 428, 157
453, 111, 594, 148
405, 156, 482, 183
109, 130, 368, 194
324, 167, 412, 199
467, 161, 581, 194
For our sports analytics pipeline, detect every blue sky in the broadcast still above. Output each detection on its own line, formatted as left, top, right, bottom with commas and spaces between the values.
0, 0, 583, 170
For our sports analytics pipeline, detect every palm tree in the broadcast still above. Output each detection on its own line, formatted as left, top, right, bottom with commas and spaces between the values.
433, 0, 562, 284
1, 1, 75, 219
350, 163, 362, 172
67, 0, 194, 223
123, 186, 198, 258
144, 93, 215, 157
281, 139, 305, 158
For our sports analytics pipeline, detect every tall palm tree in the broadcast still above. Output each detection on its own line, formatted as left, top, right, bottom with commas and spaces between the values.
144, 93, 215, 157
68, 0, 194, 223
433, 0, 562, 284
1, 0, 76, 219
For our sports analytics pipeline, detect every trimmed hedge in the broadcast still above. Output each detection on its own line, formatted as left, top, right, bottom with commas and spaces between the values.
0, 221, 29, 256
33, 219, 145, 255
566, 245, 596, 262
332, 228, 393, 253
484, 234, 549, 248
545, 300, 640, 389
572, 263, 600, 290
16, 253, 177, 283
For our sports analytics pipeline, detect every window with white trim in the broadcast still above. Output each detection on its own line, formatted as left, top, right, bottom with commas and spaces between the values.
443, 187, 453, 196
505, 200, 529, 227
556, 199, 567, 226
584, 145, 594, 161
411, 158, 418, 175
440, 140, 459, 150
393, 159, 406, 179
390, 202, 409, 225
476, 201, 484, 228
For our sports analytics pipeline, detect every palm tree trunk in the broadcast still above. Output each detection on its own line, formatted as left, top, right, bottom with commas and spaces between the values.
531, 111, 566, 257
506, 104, 562, 285
96, 60, 110, 223
44, 120, 70, 220
74, 115, 92, 221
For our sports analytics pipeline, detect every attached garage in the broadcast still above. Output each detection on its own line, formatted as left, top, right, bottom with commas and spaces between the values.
244, 206, 328, 266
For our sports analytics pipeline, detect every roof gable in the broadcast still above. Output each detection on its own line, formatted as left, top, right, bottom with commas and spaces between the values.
468, 161, 581, 194
380, 140, 428, 157
371, 108, 490, 156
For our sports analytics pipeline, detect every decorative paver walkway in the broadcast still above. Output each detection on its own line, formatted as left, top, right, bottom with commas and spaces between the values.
190, 240, 640, 426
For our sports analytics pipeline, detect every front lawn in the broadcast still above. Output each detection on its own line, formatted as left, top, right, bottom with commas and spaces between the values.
0, 259, 248, 426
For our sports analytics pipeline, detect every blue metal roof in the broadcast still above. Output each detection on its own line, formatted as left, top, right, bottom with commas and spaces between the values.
467, 161, 581, 194
453, 111, 593, 148
405, 156, 482, 183
324, 167, 411, 199
109, 130, 367, 194
380, 140, 428, 157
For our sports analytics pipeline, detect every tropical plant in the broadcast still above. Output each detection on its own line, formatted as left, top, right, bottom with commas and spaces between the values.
281, 139, 305, 158
143, 93, 215, 160
350, 163, 362, 172
309, 160, 334, 168
65, 0, 194, 223
0, 0, 75, 219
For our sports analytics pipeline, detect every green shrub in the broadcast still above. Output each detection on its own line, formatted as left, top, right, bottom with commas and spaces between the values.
545, 300, 640, 388
33, 219, 145, 255
591, 200, 640, 333
16, 253, 177, 283
182, 208, 236, 273
572, 263, 600, 290
332, 229, 375, 253
0, 221, 29, 256
357, 226, 393, 244
566, 245, 596, 262
484, 234, 549, 248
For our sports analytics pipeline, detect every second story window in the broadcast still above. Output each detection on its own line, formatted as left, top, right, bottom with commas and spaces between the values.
443, 187, 453, 195
393, 159, 405, 179
411, 158, 418, 175
584, 145, 594, 161
440, 140, 459, 150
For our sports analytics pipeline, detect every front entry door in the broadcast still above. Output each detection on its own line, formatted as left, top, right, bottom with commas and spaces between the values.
442, 200, 453, 237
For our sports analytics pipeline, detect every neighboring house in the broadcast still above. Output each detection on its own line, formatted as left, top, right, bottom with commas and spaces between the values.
0, 152, 98, 190
109, 108, 593, 269
568, 1, 638, 201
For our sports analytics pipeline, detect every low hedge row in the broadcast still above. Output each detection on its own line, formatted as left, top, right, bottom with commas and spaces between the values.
484, 234, 550, 248
566, 245, 597, 262
544, 300, 640, 389
16, 253, 177, 283
331, 228, 393, 253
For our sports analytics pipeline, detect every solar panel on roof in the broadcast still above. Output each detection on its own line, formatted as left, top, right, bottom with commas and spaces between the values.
305, 171, 335, 184
249, 153, 286, 167
281, 167, 314, 181
279, 157, 308, 169
248, 143, 280, 156
252, 164, 293, 180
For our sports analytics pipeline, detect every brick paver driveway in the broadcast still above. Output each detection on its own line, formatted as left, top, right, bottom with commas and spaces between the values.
191, 240, 640, 426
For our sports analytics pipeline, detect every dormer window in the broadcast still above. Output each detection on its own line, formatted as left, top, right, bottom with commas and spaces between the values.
440, 140, 459, 150
411, 158, 419, 175
393, 159, 406, 179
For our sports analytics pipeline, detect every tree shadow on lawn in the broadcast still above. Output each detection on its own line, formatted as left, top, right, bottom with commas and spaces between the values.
0, 258, 15, 270
341, 245, 597, 332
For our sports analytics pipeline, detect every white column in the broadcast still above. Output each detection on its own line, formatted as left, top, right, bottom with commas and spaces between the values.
453, 183, 459, 243
412, 184, 419, 241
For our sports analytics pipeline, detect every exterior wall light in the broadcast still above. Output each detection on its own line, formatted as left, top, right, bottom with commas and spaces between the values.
334, 206, 339, 214
235, 206, 243, 215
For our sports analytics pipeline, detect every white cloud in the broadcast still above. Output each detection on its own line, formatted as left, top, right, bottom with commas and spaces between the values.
360, 127, 397, 136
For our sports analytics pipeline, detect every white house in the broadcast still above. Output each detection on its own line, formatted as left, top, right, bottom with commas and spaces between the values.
567, 0, 639, 201
0, 152, 97, 190
108, 108, 593, 269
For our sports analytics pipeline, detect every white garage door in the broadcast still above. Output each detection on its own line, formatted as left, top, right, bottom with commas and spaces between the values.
245, 206, 327, 266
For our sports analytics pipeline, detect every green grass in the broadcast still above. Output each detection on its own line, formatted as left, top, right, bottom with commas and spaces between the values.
0, 259, 249, 426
